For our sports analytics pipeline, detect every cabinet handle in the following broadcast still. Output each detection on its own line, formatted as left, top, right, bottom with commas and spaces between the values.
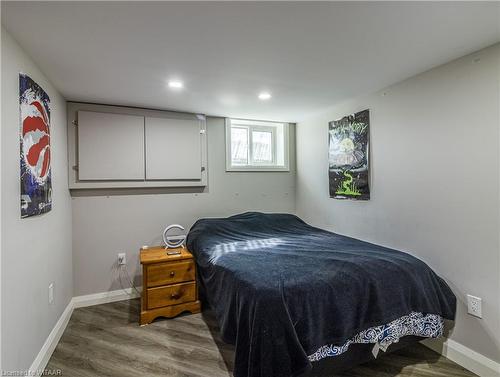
171, 292, 180, 300
170, 271, 175, 277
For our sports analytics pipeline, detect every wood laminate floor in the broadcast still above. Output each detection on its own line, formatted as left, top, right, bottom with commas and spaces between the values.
46, 299, 476, 377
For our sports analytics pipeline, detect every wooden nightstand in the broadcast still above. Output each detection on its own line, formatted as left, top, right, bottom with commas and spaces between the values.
140, 246, 201, 325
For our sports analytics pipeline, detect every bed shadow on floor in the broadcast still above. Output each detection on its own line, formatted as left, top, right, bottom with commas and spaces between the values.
202, 309, 236, 373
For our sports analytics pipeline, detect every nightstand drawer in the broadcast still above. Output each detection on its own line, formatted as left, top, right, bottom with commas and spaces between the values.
147, 282, 196, 309
146, 260, 195, 287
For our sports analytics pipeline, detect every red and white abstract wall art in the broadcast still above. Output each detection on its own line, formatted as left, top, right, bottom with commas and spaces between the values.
20, 73, 52, 218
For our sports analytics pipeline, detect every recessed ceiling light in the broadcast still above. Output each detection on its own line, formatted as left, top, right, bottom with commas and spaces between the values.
258, 92, 272, 100
168, 80, 184, 89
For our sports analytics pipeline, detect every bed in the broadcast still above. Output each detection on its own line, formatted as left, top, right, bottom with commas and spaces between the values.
186, 212, 456, 377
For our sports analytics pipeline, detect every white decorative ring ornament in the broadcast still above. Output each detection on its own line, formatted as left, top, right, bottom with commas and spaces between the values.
163, 224, 186, 249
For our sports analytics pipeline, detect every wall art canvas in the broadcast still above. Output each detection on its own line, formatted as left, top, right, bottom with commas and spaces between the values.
328, 109, 370, 200
20, 73, 52, 217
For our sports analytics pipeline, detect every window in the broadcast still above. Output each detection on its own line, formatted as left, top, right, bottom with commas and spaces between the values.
226, 118, 289, 171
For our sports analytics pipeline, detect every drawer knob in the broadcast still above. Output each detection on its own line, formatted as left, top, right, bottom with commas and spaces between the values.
171, 292, 180, 300
170, 271, 175, 277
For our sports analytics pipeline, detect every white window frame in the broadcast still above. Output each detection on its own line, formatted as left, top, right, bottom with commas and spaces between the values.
225, 118, 289, 172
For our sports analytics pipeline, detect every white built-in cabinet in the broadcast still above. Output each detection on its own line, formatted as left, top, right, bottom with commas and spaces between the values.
78, 111, 145, 181
67, 102, 207, 189
145, 117, 202, 181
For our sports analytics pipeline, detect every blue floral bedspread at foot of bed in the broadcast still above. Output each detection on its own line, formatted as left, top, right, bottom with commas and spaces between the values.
308, 312, 444, 362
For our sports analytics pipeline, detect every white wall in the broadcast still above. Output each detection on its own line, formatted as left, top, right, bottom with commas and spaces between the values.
71, 116, 296, 296
296, 44, 500, 363
1, 29, 73, 371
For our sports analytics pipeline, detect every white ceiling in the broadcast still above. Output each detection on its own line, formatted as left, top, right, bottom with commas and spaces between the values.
2, 2, 499, 122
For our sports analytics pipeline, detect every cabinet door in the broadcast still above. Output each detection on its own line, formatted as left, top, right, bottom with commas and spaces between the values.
78, 111, 145, 180
145, 117, 202, 180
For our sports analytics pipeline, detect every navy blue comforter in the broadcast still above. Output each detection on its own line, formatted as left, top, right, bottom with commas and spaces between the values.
186, 212, 456, 377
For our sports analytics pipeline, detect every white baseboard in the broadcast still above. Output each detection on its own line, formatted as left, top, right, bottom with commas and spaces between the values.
28, 299, 74, 376
422, 338, 500, 377
28, 287, 141, 375
72, 287, 142, 308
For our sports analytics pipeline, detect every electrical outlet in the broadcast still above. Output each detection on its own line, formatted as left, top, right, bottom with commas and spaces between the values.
48, 282, 55, 305
118, 253, 126, 266
467, 294, 482, 318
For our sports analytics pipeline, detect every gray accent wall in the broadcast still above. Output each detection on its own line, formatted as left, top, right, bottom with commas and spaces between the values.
71, 117, 296, 296
1, 28, 73, 371
295, 44, 500, 363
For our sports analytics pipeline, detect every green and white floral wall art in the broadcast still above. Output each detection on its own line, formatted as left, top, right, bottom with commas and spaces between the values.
328, 109, 370, 200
